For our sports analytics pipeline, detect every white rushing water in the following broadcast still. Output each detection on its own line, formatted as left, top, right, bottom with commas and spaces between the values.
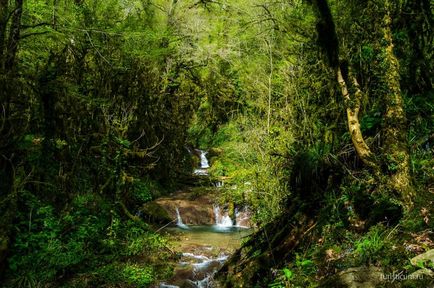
214, 181, 224, 188
185, 252, 228, 288
194, 150, 210, 175
175, 207, 189, 229
159, 284, 179, 288
199, 150, 210, 168
213, 205, 233, 228
160, 219, 252, 287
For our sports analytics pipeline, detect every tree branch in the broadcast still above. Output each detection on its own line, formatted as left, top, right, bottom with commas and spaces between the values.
21, 22, 50, 29
19, 31, 49, 40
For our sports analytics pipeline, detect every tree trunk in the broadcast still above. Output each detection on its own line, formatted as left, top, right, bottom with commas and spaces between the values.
310, 0, 378, 172
0, 159, 14, 278
0, 0, 8, 69
311, 0, 413, 206
336, 67, 379, 173
5, 0, 23, 71
381, 4, 414, 205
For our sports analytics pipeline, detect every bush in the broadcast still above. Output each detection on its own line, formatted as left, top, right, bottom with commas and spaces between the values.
5, 192, 171, 288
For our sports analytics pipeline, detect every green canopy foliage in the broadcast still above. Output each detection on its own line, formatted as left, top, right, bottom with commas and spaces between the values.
0, 0, 432, 287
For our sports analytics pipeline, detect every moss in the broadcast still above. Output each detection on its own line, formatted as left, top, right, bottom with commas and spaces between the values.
141, 202, 172, 224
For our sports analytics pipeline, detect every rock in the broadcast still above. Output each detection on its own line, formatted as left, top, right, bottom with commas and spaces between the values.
141, 202, 172, 224
408, 268, 434, 279
146, 190, 253, 227
180, 280, 196, 288
235, 208, 252, 228
410, 249, 434, 267
337, 266, 384, 288
404, 268, 434, 287
155, 191, 216, 225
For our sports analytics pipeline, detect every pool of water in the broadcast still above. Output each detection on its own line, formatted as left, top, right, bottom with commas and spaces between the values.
166, 225, 251, 253
159, 225, 252, 288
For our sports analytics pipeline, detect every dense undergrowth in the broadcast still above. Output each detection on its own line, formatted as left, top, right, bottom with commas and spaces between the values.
3, 180, 173, 288
214, 90, 433, 287
1, 0, 433, 287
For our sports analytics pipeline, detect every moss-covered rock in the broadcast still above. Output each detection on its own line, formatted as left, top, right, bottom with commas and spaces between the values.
141, 202, 172, 224
410, 249, 434, 267
337, 266, 383, 288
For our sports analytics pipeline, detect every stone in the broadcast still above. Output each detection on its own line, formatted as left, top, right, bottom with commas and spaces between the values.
408, 268, 434, 279
141, 202, 172, 224
410, 249, 434, 268
337, 266, 384, 288
155, 191, 216, 225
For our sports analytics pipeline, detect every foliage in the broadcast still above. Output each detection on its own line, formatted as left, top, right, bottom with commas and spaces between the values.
0, 0, 432, 287
1, 0, 199, 284
4, 191, 170, 287
269, 268, 293, 288
354, 225, 386, 265
122, 264, 155, 287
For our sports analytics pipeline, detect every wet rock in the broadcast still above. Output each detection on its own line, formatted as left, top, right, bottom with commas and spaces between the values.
166, 267, 195, 287
180, 281, 196, 288
155, 192, 216, 225
235, 208, 252, 228
174, 267, 195, 280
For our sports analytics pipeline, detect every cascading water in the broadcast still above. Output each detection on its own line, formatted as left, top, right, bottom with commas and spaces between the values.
199, 150, 209, 168
159, 284, 179, 288
213, 205, 233, 228
175, 207, 189, 229
160, 205, 252, 288
158, 147, 253, 287
194, 150, 209, 176
214, 181, 223, 188
160, 251, 229, 288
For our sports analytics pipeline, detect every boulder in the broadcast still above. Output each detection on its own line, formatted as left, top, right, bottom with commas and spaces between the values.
336, 266, 384, 288
410, 249, 434, 268
408, 268, 434, 279
141, 202, 172, 224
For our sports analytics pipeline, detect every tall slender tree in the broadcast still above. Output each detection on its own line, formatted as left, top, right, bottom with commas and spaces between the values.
309, 0, 413, 206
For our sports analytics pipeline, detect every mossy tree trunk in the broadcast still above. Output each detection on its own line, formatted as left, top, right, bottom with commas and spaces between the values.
310, 0, 379, 173
310, 0, 413, 207
0, 0, 8, 68
336, 66, 379, 173
380, 2, 414, 205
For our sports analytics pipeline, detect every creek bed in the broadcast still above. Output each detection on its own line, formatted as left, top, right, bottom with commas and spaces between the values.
159, 226, 252, 288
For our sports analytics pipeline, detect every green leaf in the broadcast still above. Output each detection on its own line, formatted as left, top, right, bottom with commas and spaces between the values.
282, 268, 293, 280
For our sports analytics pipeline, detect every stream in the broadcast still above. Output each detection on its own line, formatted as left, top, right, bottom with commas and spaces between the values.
159, 226, 251, 288
156, 150, 252, 288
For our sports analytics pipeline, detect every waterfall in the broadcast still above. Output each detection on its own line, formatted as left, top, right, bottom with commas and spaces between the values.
199, 150, 210, 168
194, 150, 210, 176
214, 181, 223, 188
176, 207, 189, 229
213, 205, 233, 227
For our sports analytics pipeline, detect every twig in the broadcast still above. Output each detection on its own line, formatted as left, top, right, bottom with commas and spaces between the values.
156, 220, 176, 233
85, 30, 112, 67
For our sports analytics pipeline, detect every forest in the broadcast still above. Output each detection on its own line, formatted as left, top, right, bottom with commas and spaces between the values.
0, 0, 433, 287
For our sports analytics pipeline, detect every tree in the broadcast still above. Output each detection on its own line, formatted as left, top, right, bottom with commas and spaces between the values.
309, 0, 414, 206
0, 0, 24, 275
